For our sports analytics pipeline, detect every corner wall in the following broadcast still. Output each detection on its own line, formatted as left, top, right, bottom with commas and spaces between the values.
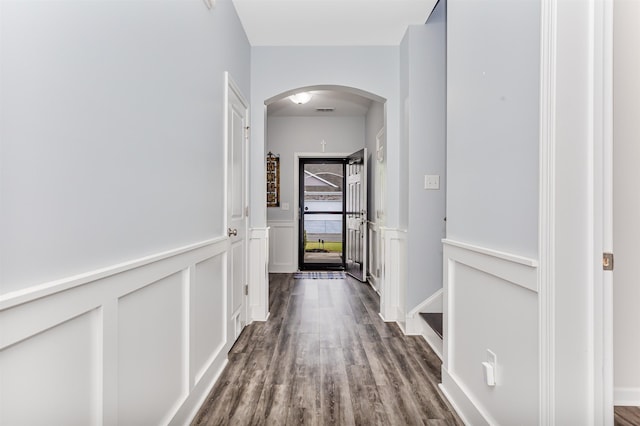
400, 1, 447, 315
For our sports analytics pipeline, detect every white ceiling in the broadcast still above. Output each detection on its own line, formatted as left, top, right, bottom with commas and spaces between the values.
231, 0, 438, 46
268, 90, 374, 117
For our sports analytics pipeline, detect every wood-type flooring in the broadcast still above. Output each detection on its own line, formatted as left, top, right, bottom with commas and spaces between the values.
615, 406, 640, 426
192, 273, 462, 425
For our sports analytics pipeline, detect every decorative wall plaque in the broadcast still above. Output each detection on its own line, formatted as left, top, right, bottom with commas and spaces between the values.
266, 152, 280, 207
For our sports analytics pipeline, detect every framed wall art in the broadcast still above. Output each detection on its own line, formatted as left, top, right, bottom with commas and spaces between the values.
266, 152, 280, 207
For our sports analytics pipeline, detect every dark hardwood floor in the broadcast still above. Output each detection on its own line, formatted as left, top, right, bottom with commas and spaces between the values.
615, 406, 640, 426
192, 273, 462, 425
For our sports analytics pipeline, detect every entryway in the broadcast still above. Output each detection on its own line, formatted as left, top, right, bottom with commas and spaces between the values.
298, 149, 367, 281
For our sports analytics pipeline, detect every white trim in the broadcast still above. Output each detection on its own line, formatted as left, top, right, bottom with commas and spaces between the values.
405, 290, 443, 358
407, 288, 443, 318
267, 220, 297, 273
441, 239, 538, 268
379, 227, 406, 323
440, 369, 494, 426
594, 0, 614, 423
248, 227, 270, 322
538, 0, 558, 423
0, 237, 227, 310
406, 311, 443, 360
367, 221, 382, 292
442, 240, 538, 293
0, 239, 231, 425
614, 387, 640, 406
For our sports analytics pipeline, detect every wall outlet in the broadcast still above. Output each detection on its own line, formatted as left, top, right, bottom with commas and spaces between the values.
424, 174, 440, 190
484, 349, 497, 386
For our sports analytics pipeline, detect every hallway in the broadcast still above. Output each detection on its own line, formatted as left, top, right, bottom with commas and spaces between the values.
192, 274, 462, 425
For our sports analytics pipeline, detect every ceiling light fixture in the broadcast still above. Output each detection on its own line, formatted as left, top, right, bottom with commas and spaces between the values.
289, 92, 313, 105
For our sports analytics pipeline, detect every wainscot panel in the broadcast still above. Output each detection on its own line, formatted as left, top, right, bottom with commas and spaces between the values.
441, 240, 539, 426
0, 237, 231, 426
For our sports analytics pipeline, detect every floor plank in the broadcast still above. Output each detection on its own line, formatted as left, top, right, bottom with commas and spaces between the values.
615, 406, 640, 426
192, 273, 462, 426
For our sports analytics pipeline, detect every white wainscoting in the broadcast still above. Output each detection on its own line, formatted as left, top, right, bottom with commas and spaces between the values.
268, 220, 297, 273
367, 221, 382, 293
440, 239, 539, 426
0, 238, 235, 426
379, 227, 407, 326
249, 227, 270, 321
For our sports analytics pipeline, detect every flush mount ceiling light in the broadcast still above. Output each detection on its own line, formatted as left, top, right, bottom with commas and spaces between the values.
289, 92, 313, 105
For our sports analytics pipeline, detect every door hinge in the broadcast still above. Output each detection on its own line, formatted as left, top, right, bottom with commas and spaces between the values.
244, 284, 249, 296
603, 252, 614, 271
245, 206, 249, 217
244, 126, 250, 140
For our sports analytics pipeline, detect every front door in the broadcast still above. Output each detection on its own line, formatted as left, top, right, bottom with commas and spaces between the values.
226, 76, 248, 342
345, 149, 367, 281
299, 159, 345, 270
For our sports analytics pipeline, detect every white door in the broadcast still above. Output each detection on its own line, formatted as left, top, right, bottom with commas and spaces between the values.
346, 149, 367, 281
226, 75, 248, 343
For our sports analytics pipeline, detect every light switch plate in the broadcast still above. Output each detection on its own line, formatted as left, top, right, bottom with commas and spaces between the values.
424, 175, 440, 190
281, 202, 289, 211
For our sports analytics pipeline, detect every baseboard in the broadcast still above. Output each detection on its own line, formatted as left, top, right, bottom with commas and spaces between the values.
171, 358, 229, 425
440, 368, 494, 426
406, 315, 443, 360
408, 289, 443, 316
405, 289, 443, 352
614, 387, 640, 406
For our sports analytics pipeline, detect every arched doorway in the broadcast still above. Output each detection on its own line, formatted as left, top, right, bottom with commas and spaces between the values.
264, 86, 386, 286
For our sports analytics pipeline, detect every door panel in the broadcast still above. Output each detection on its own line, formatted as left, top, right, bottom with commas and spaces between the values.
346, 149, 367, 281
227, 79, 247, 342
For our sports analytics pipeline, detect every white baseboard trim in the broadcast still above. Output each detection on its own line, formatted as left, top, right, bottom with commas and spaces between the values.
405, 290, 443, 359
406, 313, 443, 360
614, 387, 640, 406
408, 289, 443, 319
441, 368, 494, 426
171, 358, 228, 425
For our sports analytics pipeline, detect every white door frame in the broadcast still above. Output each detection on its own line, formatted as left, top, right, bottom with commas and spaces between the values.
224, 72, 249, 345
538, 0, 613, 423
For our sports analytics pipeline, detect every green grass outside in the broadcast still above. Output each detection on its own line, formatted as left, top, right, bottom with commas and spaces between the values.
305, 241, 343, 253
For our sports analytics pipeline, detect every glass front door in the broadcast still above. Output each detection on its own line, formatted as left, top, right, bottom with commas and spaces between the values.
299, 159, 345, 270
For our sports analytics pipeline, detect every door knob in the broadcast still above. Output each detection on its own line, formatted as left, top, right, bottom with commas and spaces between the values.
228, 228, 238, 237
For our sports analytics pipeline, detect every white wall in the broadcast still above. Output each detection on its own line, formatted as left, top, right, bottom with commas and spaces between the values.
0, 0, 251, 423
443, 0, 540, 424
613, 0, 640, 405
266, 115, 365, 222
401, 2, 447, 314
0, 0, 250, 294
250, 47, 400, 230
